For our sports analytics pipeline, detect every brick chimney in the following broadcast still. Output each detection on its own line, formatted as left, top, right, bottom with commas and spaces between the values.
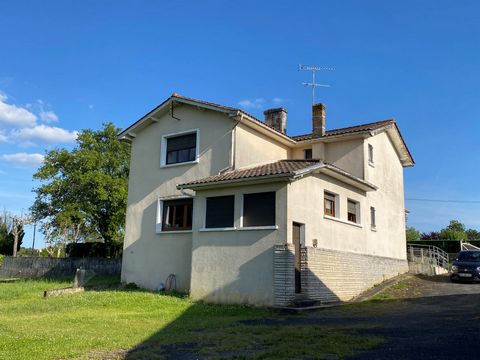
312, 103, 326, 136
264, 108, 287, 134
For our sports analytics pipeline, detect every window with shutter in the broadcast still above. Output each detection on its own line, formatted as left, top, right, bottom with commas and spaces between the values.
348, 199, 359, 223
205, 195, 235, 228
242, 192, 276, 227
166, 133, 197, 165
324, 192, 336, 217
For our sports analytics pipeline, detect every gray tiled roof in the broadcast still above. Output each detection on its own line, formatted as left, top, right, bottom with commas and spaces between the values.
178, 160, 320, 187
291, 120, 395, 141
178, 159, 377, 191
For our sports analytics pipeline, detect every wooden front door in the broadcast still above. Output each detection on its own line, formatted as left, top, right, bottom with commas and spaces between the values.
293, 222, 302, 293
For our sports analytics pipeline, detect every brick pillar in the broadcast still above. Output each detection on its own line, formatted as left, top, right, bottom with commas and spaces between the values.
273, 244, 295, 306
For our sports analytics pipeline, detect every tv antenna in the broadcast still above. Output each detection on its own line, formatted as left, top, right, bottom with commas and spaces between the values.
299, 64, 335, 106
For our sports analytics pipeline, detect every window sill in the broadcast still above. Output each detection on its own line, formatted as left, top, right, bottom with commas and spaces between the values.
160, 159, 199, 168
371, 226, 377, 232
155, 225, 193, 234
368, 161, 375, 168
238, 225, 278, 231
199, 227, 236, 232
323, 215, 363, 228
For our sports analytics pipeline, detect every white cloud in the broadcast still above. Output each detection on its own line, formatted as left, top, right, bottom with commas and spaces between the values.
272, 97, 285, 105
39, 110, 58, 123
0, 130, 8, 142
11, 124, 78, 146
0, 152, 44, 168
0, 93, 37, 127
238, 98, 265, 109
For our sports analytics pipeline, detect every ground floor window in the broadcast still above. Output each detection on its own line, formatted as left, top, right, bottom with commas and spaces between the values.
324, 192, 336, 217
205, 195, 235, 228
243, 192, 276, 227
370, 206, 376, 229
348, 199, 359, 223
162, 199, 193, 231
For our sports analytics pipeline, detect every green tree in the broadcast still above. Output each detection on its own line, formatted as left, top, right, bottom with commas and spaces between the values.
466, 229, 480, 241
32, 123, 130, 250
406, 227, 420, 242
0, 215, 24, 255
439, 220, 468, 240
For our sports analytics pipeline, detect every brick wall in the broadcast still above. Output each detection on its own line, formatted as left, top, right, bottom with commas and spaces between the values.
274, 245, 408, 306
273, 245, 296, 306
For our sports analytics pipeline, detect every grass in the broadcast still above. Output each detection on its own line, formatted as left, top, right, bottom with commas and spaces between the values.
0, 278, 382, 360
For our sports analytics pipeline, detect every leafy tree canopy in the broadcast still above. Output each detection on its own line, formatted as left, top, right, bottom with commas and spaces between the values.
32, 123, 130, 247
439, 220, 467, 241
406, 227, 420, 242
466, 229, 480, 241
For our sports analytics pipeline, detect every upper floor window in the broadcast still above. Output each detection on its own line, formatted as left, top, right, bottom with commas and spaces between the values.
370, 206, 376, 229
205, 195, 235, 228
368, 144, 374, 164
324, 192, 336, 217
161, 198, 193, 231
304, 149, 313, 160
161, 130, 199, 167
243, 192, 276, 227
348, 199, 359, 223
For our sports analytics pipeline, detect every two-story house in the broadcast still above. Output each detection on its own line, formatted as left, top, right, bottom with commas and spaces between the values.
119, 93, 414, 307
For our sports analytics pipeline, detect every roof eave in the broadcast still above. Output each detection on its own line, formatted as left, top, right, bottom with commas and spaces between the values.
231, 112, 297, 146
118, 94, 297, 145
293, 131, 371, 146
319, 166, 378, 192
383, 124, 415, 167
177, 173, 292, 190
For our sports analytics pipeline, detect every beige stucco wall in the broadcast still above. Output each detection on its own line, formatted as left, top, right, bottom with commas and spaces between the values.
363, 131, 407, 259
122, 100, 409, 302
324, 138, 364, 178
189, 182, 287, 306
286, 172, 405, 259
292, 139, 364, 179
234, 123, 290, 168
122, 104, 235, 291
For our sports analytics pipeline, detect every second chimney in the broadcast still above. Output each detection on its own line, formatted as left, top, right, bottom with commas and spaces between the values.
264, 108, 287, 134
312, 103, 326, 136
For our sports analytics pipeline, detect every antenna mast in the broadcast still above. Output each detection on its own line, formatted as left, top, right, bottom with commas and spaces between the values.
299, 64, 335, 106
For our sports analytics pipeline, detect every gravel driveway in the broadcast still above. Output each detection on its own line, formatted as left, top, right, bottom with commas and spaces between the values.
337, 274, 480, 359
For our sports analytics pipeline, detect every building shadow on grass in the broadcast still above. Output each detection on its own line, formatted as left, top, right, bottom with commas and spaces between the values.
117, 247, 343, 360
118, 290, 480, 360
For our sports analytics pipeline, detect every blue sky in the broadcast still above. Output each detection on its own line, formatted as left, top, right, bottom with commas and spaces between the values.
1, 0, 480, 248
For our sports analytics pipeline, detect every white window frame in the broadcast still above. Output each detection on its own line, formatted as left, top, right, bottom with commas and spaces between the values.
347, 198, 361, 224
160, 129, 200, 168
155, 197, 194, 234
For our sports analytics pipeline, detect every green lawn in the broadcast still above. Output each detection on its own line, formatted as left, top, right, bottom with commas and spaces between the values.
0, 278, 381, 359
